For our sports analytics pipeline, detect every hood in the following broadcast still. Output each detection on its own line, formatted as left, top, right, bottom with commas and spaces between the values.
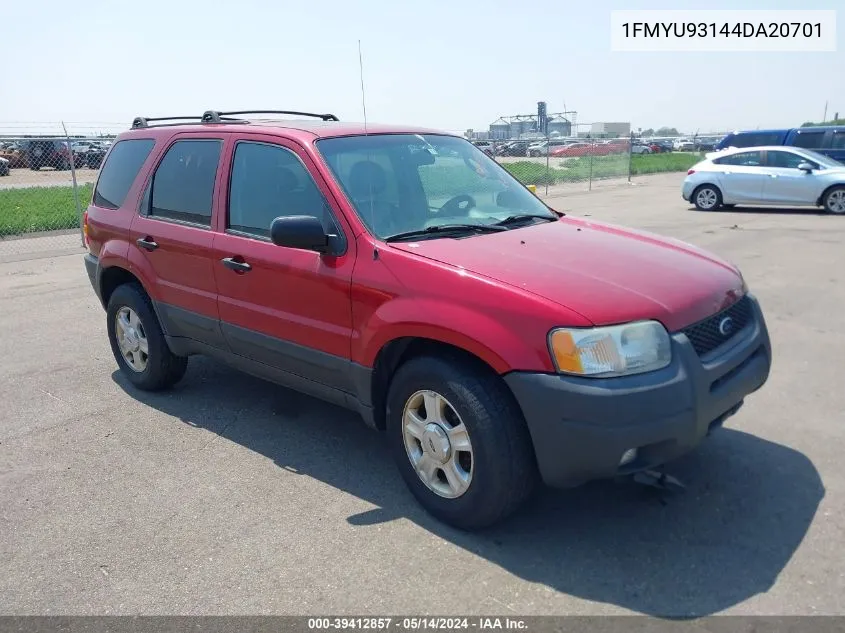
388, 218, 745, 332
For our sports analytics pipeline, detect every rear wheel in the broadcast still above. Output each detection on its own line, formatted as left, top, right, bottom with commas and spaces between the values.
386, 354, 537, 530
106, 283, 188, 391
823, 186, 845, 215
693, 184, 722, 211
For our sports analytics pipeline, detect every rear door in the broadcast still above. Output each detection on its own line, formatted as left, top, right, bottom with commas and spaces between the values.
211, 134, 357, 392
129, 134, 228, 349
760, 150, 819, 205
712, 151, 767, 202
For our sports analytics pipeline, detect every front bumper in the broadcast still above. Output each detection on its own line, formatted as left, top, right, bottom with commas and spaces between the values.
504, 294, 771, 488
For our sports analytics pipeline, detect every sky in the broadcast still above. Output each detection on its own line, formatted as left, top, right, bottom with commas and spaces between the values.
1, 0, 842, 135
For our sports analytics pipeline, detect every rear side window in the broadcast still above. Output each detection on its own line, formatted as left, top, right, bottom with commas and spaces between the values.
149, 140, 222, 226
831, 131, 845, 149
713, 151, 763, 166
790, 131, 825, 149
93, 139, 155, 209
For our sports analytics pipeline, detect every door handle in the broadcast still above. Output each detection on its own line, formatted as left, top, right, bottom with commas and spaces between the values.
136, 237, 158, 251
221, 257, 252, 273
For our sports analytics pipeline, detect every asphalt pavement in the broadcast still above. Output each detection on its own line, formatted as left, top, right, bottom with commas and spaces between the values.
0, 173, 842, 615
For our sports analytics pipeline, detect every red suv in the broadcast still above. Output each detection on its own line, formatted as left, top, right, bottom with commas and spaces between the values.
83, 110, 772, 529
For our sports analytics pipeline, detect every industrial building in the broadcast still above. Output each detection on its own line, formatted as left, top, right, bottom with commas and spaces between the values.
468, 102, 576, 140
590, 122, 631, 137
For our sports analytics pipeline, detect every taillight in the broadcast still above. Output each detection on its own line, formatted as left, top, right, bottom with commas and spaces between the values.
82, 210, 89, 247
687, 169, 696, 175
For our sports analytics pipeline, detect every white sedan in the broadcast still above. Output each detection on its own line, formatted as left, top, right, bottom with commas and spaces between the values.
682, 146, 845, 214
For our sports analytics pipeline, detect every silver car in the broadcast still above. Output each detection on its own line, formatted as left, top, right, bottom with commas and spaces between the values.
682, 146, 845, 214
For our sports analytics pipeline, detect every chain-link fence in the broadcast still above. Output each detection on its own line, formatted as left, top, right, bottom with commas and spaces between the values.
475, 134, 710, 197
0, 123, 119, 261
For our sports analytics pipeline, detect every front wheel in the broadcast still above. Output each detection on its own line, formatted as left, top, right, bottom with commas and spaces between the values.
693, 185, 722, 211
823, 186, 845, 215
386, 355, 538, 530
106, 283, 188, 391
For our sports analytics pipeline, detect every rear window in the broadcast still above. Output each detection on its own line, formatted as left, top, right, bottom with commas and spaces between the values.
93, 139, 155, 209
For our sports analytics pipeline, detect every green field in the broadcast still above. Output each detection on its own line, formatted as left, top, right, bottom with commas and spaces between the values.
502, 152, 701, 186
0, 152, 699, 237
0, 184, 93, 237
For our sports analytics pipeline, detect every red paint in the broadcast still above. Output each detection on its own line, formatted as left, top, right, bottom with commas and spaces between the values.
86, 119, 746, 375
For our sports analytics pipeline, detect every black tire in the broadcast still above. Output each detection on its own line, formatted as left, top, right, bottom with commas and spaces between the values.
106, 283, 188, 391
692, 184, 723, 211
386, 354, 537, 530
822, 186, 845, 215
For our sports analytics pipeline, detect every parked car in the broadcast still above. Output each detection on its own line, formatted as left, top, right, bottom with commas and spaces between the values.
497, 141, 531, 157
673, 138, 695, 151
0, 142, 28, 168
84, 144, 109, 168
549, 142, 596, 157
83, 109, 772, 529
631, 143, 652, 155
472, 141, 494, 157
682, 145, 845, 213
0, 156, 9, 176
24, 139, 84, 170
694, 137, 719, 152
650, 140, 673, 153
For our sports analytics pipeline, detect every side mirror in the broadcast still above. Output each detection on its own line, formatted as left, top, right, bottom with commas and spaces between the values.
270, 215, 330, 253
797, 162, 814, 173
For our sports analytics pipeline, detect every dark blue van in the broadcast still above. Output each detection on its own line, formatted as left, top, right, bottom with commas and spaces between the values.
715, 129, 790, 151
715, 127, 845, 162
784, 127, 845, 162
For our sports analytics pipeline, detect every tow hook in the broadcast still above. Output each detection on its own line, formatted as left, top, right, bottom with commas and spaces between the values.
632, 469, 686, 493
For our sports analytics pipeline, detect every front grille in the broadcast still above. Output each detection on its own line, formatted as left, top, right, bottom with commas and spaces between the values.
681, 295, 753, 357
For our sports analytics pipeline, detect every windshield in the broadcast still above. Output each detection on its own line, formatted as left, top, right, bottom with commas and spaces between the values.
316, 134, 556, 239
798, 148, 844, 168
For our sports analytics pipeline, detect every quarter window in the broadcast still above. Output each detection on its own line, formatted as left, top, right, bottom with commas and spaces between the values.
228, 142, 333, 237
831, 131, 845, 149
93, 139, 155, 209
149, 140, 222, 226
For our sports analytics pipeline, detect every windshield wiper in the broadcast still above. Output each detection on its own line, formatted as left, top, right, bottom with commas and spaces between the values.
384, 223, 507, 243
493, 214, 558, 227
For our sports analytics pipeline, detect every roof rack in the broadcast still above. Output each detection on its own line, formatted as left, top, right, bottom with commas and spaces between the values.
203, 110, 339, 122
131, 114, 243, 129
131, 109, 340, 129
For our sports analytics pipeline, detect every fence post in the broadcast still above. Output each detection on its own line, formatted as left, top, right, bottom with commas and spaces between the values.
545, 134, 550, 197
627, 132, 634, 182
588, 139, 594, 191
61, 121, 84, 247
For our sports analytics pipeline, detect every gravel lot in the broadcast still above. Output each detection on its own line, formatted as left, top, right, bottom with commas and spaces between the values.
1, 173, 842, 616
0, 167, 99, 191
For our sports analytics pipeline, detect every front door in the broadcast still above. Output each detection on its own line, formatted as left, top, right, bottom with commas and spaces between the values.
760, 150, 818, 205
211, 136, 357, 393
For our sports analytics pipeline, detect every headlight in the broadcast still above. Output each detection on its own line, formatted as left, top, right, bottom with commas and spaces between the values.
548, 321, 672, 378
